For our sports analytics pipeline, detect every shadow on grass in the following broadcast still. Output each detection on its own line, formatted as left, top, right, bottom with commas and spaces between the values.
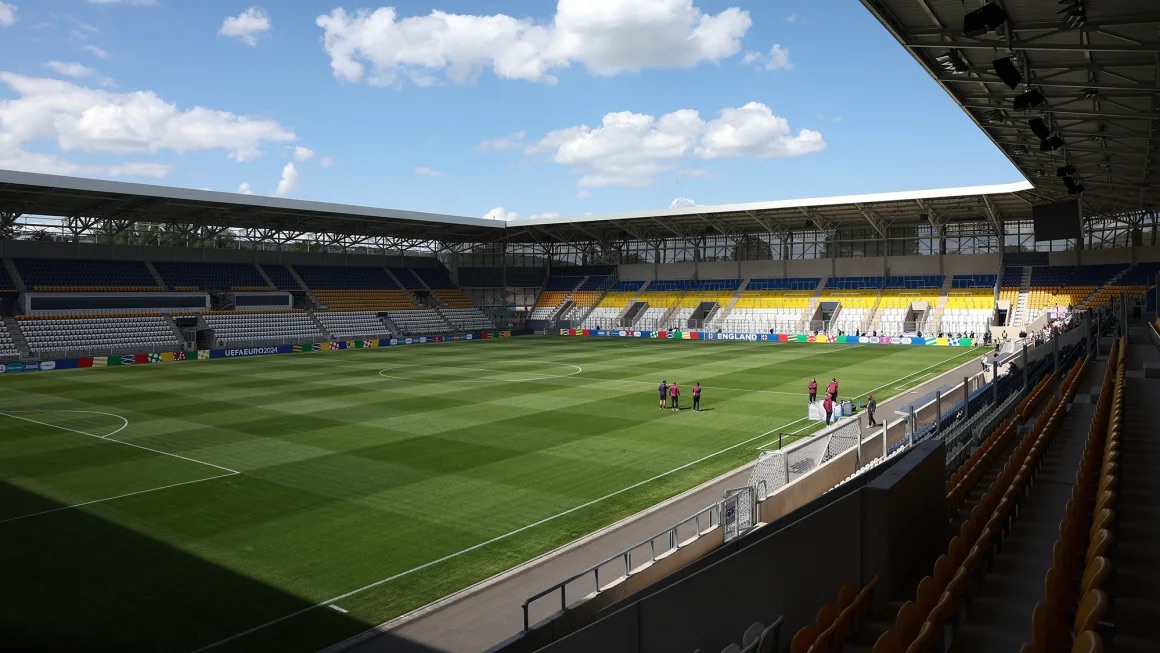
0, 480, 442, 653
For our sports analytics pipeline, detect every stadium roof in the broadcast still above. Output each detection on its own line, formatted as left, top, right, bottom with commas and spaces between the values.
0, 169, 1047, 245
861, 0, 1159, 216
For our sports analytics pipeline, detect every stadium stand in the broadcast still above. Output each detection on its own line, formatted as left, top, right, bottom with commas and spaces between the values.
16, 258, 161, 291
875, 275, 942, 336
388, 268, 426, 291
442, 308, 495, 331
582, 280, 644, 329
0, 320, 18, 358
294, 265, 396, 290
528, 275, 586, 327
17, 314, 181, 356
942, 274, 996, 335
387, 309, 448, 335
1024, 265, 1127, 323
152, 261, 272, 291
717, 277, 819, 333
821, 276, 882, 334
202, 310, 325, 345
0, 262, 15, 293
259, 264, 302, 290
313, 311, 392, 339
634, 279, 694, 331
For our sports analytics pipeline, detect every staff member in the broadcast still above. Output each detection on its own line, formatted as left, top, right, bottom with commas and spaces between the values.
827, 378, 839, 402
808, 378, 818, 403
658, 380, 669, 409
669, 381, 680, 411
866, 394, 878, 427
823, 394, 834, 425
693, 382, 702, 412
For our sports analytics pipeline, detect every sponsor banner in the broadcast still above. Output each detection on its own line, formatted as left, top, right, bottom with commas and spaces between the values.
197, 350, 211, 360
148, 353, 163, 363
4, 362, 23, 373
212, 346, 286, 359
174, 350, 188, 361
54, 359, 79, 370
500, 331, 511, 338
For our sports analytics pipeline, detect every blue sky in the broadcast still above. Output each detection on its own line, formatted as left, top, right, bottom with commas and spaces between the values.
0, 0, 1024, 219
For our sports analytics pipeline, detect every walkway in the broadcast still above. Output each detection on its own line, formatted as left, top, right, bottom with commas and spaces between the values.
337, 354, 991, 653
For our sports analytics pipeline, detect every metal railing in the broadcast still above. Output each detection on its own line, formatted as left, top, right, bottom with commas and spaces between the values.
521, 501, 721, 631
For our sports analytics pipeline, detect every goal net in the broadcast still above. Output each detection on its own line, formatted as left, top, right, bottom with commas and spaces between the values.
748, 418, 863, 498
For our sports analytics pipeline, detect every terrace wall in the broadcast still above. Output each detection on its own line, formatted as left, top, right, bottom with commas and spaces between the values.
617, 253, 1001, 282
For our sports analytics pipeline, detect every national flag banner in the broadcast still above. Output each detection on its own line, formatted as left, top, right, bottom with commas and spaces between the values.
174, 350, 187, 361
582, 329, 590, 336
827, 336, 837, 343
363, 340, 374, 348
500, 331, 511, 338
148, 353, 163, 363
479, 331, 489, 339
292, 344, 304, 352
198, 350, 210, 360
134, 353, 149, 364
79, 357, 95, 368
688, 332, 699, 340
650, 332, 659, 338
330, 341, 340, 350
347, 341, 357, 349
160, 352, 175, 362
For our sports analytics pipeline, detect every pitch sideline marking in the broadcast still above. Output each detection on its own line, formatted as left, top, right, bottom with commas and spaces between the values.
0, 411, 239, 475
750, 347, 984, 450
192, 413, 813, 652
0, 472, 238, 526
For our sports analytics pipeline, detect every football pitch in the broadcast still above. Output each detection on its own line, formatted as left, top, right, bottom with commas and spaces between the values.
0, 337, 977, 652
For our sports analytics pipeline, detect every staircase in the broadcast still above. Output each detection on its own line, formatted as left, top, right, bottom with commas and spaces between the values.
144, 261, 168, 290
4, 316, 30, 358
3, 258, 26, 292
162, 313, 186, 348
616, 280, 651, 322
306, 311, 333, 340
863, 290, 884, 334
1076, 266, 1131, 311
284, 265, 322, 309
254, 264, 276, 288
800, 276, 828, 332
546, 276, 588, 330
383, 268, 423, 306
707, 277, 749, 330
433, 309, 457, 333
655, 289, 688, 331
379, 313, 401, 337
570, 272, 618, 327
926, 275, 954, 334
1013, 266, 1032, 327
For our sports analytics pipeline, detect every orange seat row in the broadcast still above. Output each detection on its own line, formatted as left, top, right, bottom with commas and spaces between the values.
873, 354, 1088, 653
1024, 338, 1122, 653
789, 576, 879, 653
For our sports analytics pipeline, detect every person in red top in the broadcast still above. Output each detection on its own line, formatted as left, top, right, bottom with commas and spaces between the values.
808, 378, 818, 402
827, 378, 838, 402
822, 394, 834, 425
669, 381, 680, 411
692, 382, 702, 412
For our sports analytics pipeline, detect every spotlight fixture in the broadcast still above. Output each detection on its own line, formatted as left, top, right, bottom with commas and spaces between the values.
993, 57, 1022, 89
983, 109, 1007, 124
1091, 135, 1106, 143
963, 3, 1009, 36
1014, 88, 1047, 110
1056, 164, 1077, 176
1029, 118, 1051, 140
1032, 169, 1047, 178
1082, 88, 1099, 100
1062, 176, 1084, 195
1040, 135, 1065, 151
936, 49, 970, 74
1099, 163, 1111, 171
1059, 1, 1087, 29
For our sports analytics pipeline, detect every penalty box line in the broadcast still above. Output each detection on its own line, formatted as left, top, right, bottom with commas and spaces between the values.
192, 414, 814, 652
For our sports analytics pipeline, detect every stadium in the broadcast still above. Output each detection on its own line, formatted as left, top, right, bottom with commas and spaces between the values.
0, 2, 1157, 653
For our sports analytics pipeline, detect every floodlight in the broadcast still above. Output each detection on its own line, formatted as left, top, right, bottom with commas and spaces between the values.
992, 57, 1022, 89
1029, 118, 1051, 140
1014, 88, 1047, 110
937, 50, 970, 74
963, 3, 1009, 36
1056, 164, 1076, 176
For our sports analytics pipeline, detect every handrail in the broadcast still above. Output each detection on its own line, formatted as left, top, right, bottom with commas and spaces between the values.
521, 501, 720, 632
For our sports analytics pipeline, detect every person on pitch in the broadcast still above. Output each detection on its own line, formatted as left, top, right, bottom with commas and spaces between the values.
659, 380, 669, 409
693, 381, 702, 412
808, 378, 818, 403
827, 378, 839, 402
669, 380, 680, 411
823, 394, 834, 425
866, 394, 878, 427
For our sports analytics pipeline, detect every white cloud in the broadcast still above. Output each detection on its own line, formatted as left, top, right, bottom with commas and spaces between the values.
528, 211, 559, 219
219, 7, 272, 47
526, 101, 824, 188
413, 165, 445, 177
0, 72, 296, 165
483, 207, 517, 221
83, 45, 111, 59
292, 146, 314, 161
669, 197, 697, 209
787, 13, 798, 23
316, 0, 751, 87
743, 44, 793, 71
479, 130, 526, 152
236, 182, 255, 195
273, 162, 301, 196
0, 2, 16, 27
45, 61, 98, 79
319, 155, 334, 167
106, 161, 169, 177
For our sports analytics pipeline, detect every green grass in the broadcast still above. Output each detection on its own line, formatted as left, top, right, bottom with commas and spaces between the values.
0, 338, 979, 652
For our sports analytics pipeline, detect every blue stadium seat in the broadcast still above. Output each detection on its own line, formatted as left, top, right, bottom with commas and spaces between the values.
293, 265, 398, 290
951, 275, 997, 289
611, 280, 645, 292
543, 275, 585, 291
388, 268, 426, 290
16, 258, 157, 289
153, 261, 269, 290
825, 276, 884, 290
884, 275, 943, 289
260, 265, 301, 289
746, 278, 820, 291
412, 267, 457, 289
